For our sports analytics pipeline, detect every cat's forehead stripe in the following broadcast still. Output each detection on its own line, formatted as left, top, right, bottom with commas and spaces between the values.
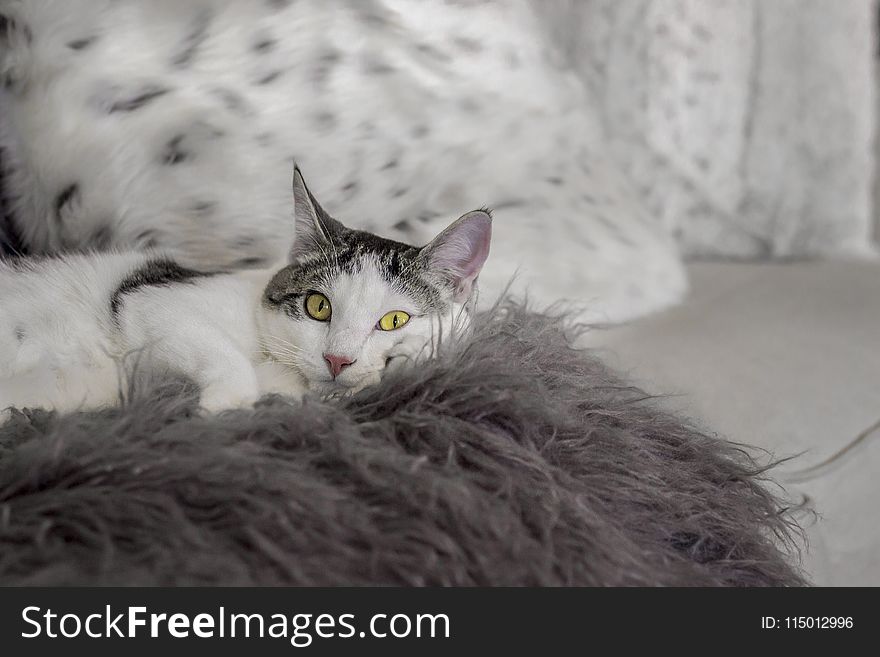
264, 230, 446, 313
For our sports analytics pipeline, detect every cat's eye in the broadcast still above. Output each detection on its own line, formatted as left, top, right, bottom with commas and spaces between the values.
305, 292, 332, 321
377, 310, 410, 331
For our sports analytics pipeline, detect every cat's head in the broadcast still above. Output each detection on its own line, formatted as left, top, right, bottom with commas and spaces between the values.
258, 165, 492, 395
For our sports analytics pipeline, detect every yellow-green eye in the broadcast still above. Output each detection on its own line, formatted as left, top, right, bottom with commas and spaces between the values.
305, 292, 332, 321
377, 310, 410, 331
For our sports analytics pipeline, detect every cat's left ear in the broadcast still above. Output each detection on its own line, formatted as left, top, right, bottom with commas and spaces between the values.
291, 164, 345, 261
420, 209, 492, 302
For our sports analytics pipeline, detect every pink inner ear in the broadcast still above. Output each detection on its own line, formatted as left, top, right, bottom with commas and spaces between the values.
430, 211, 492, 284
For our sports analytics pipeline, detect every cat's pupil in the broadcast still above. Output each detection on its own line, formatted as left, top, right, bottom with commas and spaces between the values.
392, 314, 398, 327
318, 300, 325, 312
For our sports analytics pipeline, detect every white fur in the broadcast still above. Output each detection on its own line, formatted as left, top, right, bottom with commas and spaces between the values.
0, 253, 274, 414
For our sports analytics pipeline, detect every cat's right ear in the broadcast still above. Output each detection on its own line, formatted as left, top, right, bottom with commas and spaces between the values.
290, 164, 344, 261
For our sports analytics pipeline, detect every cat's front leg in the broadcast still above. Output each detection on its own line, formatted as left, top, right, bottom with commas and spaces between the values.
133, 327, 261, 413
195, 350, 262, 412
254, 361, 308, 400
199, 372, 260, 413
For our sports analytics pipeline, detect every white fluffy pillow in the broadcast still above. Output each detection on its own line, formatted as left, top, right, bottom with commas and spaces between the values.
0, 0, 686, 322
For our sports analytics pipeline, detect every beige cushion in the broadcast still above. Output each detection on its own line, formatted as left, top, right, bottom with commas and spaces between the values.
586, 261, 880, 585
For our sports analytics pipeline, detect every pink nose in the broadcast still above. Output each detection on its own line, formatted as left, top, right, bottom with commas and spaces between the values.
323, 353, 355, 379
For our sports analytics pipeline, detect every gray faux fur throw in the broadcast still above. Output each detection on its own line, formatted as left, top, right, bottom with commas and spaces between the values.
0, 302, 805, 586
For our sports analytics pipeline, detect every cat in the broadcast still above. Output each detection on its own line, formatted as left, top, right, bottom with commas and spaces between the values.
0, 165, 492, 417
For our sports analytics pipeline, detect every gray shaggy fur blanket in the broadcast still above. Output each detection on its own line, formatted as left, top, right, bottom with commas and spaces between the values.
0, 303, 805, 586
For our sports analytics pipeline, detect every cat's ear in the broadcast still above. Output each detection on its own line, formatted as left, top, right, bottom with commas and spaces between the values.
291, 164, 345, 261
420, 209, 492, 302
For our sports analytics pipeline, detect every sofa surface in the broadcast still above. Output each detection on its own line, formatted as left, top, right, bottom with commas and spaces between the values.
586, 260, 880, 585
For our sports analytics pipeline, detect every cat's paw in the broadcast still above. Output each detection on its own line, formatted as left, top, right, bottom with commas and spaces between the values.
199, 383, 259, 413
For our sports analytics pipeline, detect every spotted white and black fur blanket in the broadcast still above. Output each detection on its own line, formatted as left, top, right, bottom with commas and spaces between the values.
0, 0, 686, 324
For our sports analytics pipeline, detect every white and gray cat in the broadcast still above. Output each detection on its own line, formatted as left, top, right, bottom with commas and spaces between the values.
0, 166, 492, 417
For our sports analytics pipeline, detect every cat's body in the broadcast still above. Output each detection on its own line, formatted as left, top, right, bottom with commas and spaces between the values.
0, 251, 290, 413
0, 168, 492, 417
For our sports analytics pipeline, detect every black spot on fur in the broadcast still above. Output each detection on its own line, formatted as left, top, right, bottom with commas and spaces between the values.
0, 15, 31, 45
392, 219, 411, 231
135, 230, 160, 249
453, 36, 483, 53
211, 87, 251, 116
108, 86, 171, 113
311, 49, 342, 89
459, 98, 481, 113
0, 15, 32, 90
594, 214, 615, 231
68, 36, 97, 51
198, 122, 225, 139
235, 256, 267, 268
111, 259, 216, 318
171, 8, 212, 69
545, 176, 563, 186
162, 135, 189, 165
0, 146, 26, 258
362, 55, 395, 75
381, 158, 399, 171
255, 70, 283, 85
415, 42, 452, 63
390, 188, 408, 199
190, 201, 217, 216
90, 224, 114, 250
252, 37, 277, 53
313, 111, 337, 132
14, 326, 25, 343
55, 184, 79, 220
341, 181, 358, 199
